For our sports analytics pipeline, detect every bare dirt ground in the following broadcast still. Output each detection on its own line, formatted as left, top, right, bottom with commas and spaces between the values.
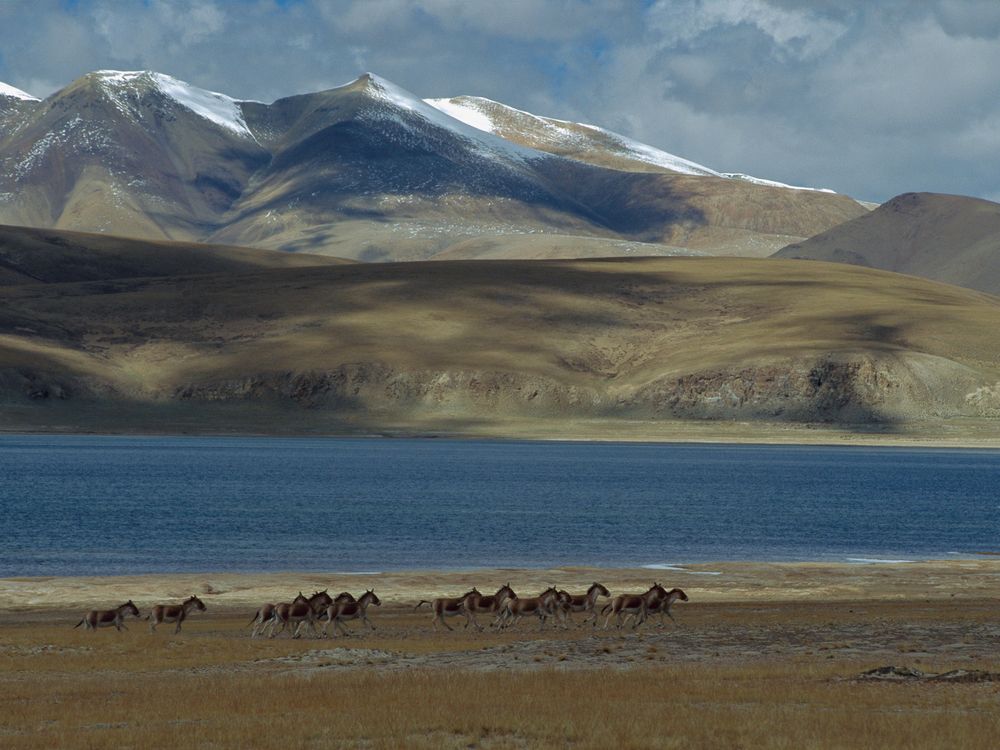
2, 562, 999, 748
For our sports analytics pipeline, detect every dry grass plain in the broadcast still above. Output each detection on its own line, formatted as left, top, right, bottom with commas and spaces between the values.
3, 562, 999, 748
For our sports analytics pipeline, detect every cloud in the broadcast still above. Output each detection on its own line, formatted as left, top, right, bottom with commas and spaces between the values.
0, 0, 996, 203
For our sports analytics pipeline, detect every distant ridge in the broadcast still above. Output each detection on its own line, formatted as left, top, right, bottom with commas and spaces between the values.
774, 193, 1000, 296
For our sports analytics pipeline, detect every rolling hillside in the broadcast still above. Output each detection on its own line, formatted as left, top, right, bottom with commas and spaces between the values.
775, 193, 1000, 295
2, 255, 999, 437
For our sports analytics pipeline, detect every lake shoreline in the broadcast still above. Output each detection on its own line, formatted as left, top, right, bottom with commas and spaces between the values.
2, 419, 1000, 450
4, 559, 998, 612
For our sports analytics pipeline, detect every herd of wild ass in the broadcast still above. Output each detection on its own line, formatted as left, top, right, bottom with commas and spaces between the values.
72, 582, 689, 638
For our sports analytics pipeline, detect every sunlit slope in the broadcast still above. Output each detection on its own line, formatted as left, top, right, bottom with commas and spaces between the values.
2, 257, 999, 433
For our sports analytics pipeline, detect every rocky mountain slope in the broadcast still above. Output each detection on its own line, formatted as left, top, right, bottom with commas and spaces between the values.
774, 193, 1000, 295
0, 71, 867, 261
2, 253, 999, 437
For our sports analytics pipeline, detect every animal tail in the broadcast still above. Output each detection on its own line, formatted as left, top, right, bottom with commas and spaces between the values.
73, 618, 84, 629
414, 600, 430, 611
247, 610, 260, 626
600, 603, 612, 615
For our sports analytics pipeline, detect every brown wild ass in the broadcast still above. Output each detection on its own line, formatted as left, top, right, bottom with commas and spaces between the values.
462, 583, 516, 631
269, 590, 333, 638
602, 583, 668, 630
556, 582, 611, 627
74, 601, 140, 632
640, 587, 689, 627
250, 592, 351, 638
248, 603, 277, 639
495, 587, 561, 631
414, 588, 481, 631
147, 595, 207, 633
323, 589, 381, 636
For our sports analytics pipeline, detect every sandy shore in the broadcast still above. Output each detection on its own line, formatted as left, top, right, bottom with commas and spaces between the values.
4, 559, 998, 611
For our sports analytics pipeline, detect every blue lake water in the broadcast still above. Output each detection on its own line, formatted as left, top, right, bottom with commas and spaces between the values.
1, 435, 998, 577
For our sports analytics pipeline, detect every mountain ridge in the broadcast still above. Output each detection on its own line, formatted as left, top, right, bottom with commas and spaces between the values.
0, 69, 867, 261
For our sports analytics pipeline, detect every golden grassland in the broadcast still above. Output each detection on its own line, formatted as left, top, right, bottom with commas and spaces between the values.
2, 563, 1000, 748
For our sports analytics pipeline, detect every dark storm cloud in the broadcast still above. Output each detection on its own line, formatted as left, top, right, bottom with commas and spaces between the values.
0, 0, 996, 203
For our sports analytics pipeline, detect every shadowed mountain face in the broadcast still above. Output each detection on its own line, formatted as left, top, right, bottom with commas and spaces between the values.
0, 224, 348, 286
2, 254, 999, 436
774, 193, 1000, 295
0, 71, 867, 261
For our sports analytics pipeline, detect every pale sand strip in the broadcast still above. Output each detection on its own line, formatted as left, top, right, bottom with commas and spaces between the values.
2, 560, 998, 611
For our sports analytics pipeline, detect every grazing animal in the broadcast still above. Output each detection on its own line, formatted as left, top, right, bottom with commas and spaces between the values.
639, 587, 688, 627
269, 590, 333, 638
414, 588, 481, 631
556, 582, 611, 627
462, 584, 517, 631
147, 595, 207, 634
323, 589, 381, 637
496, 587, 561, 631
602, 583, 669, 630
74, 601, 140, 632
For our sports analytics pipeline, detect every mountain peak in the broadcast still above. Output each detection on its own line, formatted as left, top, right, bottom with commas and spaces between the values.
83, 70, 254, 138
0, 80, 39, 101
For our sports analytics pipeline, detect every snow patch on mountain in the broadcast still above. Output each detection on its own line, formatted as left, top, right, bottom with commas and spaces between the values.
425, 95, 845, 193
353, 74, 538, 165
570, 121, 720, 176
424, 97, 496, 133
721, 173, 836, 194
0, 81, 39, 101
11, 114, 119, 181
94, 70, 254, 139
425, 96, 719, 177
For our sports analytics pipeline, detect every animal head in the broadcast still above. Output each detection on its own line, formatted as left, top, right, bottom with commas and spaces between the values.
590, 582, 610, 597
125, 600, 140, 616
669, 588, 689, 602
187, 595, 207, 611
362, 589, 381, 607
539, 586, 559, 601
309, 590, 334, 609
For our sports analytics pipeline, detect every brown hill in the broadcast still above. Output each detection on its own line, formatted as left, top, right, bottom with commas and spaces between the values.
1, 256, 999, 437
774, 193, 1000, 294
0, 224, 348, 285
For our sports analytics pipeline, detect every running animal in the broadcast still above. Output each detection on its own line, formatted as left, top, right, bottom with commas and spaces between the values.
147, 595, 207, 634
74, 601, 140, 632
323, 590, 381, 637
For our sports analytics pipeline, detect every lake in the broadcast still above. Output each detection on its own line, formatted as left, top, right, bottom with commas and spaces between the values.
1, 435, 998, 576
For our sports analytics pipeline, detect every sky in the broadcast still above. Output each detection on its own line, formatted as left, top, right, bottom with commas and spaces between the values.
1, 0, 998, 204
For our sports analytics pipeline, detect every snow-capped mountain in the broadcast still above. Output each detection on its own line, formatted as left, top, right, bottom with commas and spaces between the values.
0, 81, 39, 101
426, 95, 722, 177
0, 70, 866, 260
